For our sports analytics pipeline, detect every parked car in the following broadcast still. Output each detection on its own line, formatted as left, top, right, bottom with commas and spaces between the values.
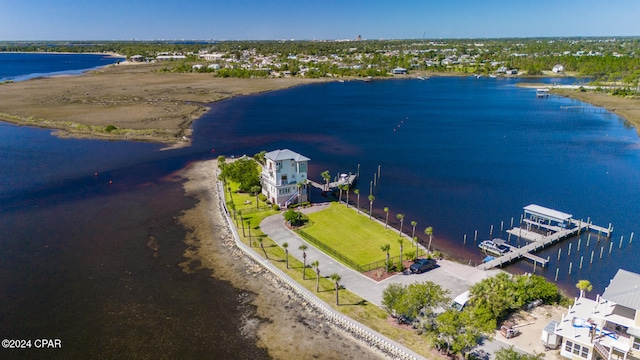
409, 258, 437, 274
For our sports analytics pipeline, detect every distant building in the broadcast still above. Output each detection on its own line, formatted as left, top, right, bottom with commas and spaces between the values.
552, 269, 640, 360
391, 67, 407, 75
553, 64, 565, 73
261, 149, 309, 208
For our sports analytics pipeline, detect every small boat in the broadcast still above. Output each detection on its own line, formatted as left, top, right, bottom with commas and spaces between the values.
478, 239, 510, 256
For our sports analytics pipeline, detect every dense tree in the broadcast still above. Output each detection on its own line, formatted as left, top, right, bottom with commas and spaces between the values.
220, 158, 260, 192
354, 189, 360, 213
494, 346, 544, 360
394, 281, 449, 322
368, 195, 375, 220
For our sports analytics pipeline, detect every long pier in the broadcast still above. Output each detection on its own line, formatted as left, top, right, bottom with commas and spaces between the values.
477, 205, 613, 270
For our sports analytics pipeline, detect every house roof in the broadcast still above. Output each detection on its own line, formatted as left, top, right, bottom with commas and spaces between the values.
602, 269, 640, 310
264, 149, 310, 162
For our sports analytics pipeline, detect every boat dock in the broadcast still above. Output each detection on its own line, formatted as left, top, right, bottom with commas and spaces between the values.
478, 204, 613, 270
308, 173, 358, 191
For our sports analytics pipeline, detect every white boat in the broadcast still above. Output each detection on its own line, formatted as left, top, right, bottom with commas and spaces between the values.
478, 239, 510, 256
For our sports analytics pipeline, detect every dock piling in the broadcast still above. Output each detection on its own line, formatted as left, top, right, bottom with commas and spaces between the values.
619, 235, 624, 249
500, 221, 504, 233
577, 238, 581, 251
590, 251, 594, 264
474, 230, 478, 242
510, 217, 514, 228
569, 262, 573, 275
600, 246, 604, 259
587, 234, 591, 247
609, 242, 613, 254
555, 268, 559, 282
568, 243, 572, 256
463, 234, 467, 245
557, 248, 562, 261
630, 232, 634, 244
490, 225, 493, 238
580, 256, 583, 269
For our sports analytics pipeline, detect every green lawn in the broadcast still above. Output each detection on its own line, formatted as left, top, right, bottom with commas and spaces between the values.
301, 203, 413, 266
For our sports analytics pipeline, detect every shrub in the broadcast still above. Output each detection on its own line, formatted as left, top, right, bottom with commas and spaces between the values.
105, 125, 118, 133
273, 204, 280, 211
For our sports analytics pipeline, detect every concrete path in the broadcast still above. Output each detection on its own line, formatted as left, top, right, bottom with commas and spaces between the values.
260, 203, 502, 307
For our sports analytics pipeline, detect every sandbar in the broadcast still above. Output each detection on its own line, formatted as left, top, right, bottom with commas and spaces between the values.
0, 62, 326, 144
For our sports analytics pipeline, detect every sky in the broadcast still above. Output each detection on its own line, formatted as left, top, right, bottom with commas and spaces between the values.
1, 0, 639, 41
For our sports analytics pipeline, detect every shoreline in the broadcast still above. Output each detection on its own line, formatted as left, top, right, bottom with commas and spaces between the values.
0, 62, 329, 144
177, 159, 390, 359
518, 83, 640, 136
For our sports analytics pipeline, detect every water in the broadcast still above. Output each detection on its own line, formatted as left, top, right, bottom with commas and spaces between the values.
2, 55, 640, 355
0, 52, 124, 82
199, 77, 640, 294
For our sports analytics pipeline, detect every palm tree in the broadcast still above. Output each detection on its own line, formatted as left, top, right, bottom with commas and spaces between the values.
413, 236, 419, 260
312, 260, 320, 292
321, 170, 331, 192
368, 195, 375, 220
247, 220, 252, 247
397, 238, 405, 269
283, 242, 289, 269
338, 184, 344, 203
425, 226, 434, 253
329, 273, 341, 305
345, 184, 350, 207
397, 213, 405, 236
258, 237, 267, 258
381, 244, 391, 273
411, 220, 418, 239
296, 182, 304, 207
354, 189, 360, 213
576, 280, 593, 298
384, 207, 389, 228
251, 185, 261, 209
299, 244, 308, 279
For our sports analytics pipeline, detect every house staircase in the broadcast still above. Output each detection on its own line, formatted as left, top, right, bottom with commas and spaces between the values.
594, 341, 609, 360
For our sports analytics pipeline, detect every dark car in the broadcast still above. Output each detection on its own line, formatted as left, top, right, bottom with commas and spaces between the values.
409, 258, 437, 274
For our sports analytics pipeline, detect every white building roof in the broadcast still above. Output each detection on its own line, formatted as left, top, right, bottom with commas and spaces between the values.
602, 269, 640, 310
264, 149, 310, 162
523, 204, 572, 223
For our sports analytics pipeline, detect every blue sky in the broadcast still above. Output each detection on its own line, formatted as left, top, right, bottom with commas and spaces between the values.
1, 0, 639, 41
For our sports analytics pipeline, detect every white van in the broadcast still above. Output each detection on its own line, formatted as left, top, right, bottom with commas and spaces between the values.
451, 291, 471, 311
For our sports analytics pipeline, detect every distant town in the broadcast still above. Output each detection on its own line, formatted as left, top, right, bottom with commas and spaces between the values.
2, 37, 640, 83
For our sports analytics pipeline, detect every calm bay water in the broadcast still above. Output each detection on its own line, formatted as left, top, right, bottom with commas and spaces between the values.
198, 77, 640, 294
2, 54, 640, 356
0, 52, 124, 82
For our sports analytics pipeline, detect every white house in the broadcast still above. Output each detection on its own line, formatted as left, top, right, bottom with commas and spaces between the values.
553, 64, 565, 73
261, 149, 310, 208
554, 269, 640, 360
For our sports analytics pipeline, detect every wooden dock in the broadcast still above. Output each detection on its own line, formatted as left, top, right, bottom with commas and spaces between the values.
478, 210, 613, 270
309, 174, 358, 191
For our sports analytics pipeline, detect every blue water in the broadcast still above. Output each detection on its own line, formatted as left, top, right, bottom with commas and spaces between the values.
0, 52, 124, 82
1, 55, 639, 354
199, 77, 640, 293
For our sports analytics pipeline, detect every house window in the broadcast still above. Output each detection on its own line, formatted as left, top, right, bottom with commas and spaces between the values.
565, 340, 573, 353
281, 175, 287, 183
633, 337, 640, 350
580, 346, 588, 358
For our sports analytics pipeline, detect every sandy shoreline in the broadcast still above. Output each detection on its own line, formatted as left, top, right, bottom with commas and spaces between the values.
0, 62, 327, 144
177, 159, 387, 359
